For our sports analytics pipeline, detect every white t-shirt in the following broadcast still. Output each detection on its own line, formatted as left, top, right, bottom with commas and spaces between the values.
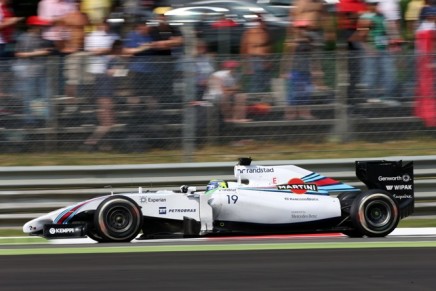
379, 0, 401, 21
84, 30, 118, 74
203, 70, 236, 101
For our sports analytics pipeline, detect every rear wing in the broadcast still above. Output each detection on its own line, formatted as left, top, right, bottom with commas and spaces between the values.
355, 160, 414, 218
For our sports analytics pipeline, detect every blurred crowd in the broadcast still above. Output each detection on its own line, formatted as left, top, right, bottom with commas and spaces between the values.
1, 0, 436, 150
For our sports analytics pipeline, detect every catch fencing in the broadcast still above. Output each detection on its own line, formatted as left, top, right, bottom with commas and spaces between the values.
0, 51, 432, 162
1, 156, 435, 228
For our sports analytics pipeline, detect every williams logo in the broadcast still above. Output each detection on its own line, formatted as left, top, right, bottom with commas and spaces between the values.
159, 207, 167, 214
277, 178, 318, 194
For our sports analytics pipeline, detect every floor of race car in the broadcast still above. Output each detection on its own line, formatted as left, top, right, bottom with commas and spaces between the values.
49, 227, 436, 244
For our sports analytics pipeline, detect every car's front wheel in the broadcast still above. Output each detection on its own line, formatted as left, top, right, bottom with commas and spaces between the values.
94, 196, 143, 242
349, 190, 399, 237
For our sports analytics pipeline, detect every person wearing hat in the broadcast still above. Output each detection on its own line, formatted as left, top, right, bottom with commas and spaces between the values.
354, 0, 398, 105
203, 60, 250, 123
14, 16, 53, 127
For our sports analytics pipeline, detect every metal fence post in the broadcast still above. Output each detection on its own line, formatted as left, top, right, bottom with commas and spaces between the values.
332, 50, 350, 142
45, 56, 58, 151
182, 57, 196, 163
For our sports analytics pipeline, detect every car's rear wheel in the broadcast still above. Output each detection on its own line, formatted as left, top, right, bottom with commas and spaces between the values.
349, 190, 399, 237
94, 196, 143, 242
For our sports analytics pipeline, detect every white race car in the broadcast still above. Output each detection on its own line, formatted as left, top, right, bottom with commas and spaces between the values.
23, 158, 414, 242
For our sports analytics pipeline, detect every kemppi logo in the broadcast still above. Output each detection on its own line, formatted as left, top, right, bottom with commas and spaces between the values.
49, 227, 75, 234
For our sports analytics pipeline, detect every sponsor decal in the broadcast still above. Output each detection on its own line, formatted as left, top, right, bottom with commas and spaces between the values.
221, 189, 237, 192
393, 194, 413, 200
140, 196, 167, 203
159, 207, 167, 214
378, 175, 412, 183
291, 214, 317, 219
386, 185, 412, 191
168, 209, 197, 213
277, 178, 318, 194
237, 167, 274, 174
49, 227, 75, 234
285, 197, 319, 201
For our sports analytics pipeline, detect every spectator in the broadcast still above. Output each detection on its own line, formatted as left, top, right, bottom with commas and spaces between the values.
14, 16, 53, 127
203, 60, 250, 123
291, 0, 329, 92
405, 0, 425, 38
38, 0, 77, 52
80, 0, 112, 31
148, 13, 183, 104
354, 0, 398, 105
292, 0, 326, 47
378, 0, 402, 40
414, 6, 436, 127
419, 0, 436, 21
209, 13, 239, 54
336, 0, 367, 108
193, 41, 215, 101
0, 0, 22, 102
284, 21, 317, 120
61, 0, 89, 113
0, 0, 21, 58
123, 18, 157, 111
83, 19, 119, 149
240, 13, 272, 94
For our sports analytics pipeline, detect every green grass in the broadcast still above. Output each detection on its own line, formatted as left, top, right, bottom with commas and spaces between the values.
2, 138, 436, 166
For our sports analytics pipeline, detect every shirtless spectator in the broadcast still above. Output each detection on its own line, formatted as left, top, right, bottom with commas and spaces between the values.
61, 0, 89, 113
292, 0, 326, 47
240, 13, 272, 94
38, 0, 77, 52
291, 0, 328, 91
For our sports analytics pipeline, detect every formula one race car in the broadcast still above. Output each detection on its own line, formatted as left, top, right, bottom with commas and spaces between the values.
23, 158, 414, 242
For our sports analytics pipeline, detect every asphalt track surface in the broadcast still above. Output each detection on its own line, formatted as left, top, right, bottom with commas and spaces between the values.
2, 235, 436, 290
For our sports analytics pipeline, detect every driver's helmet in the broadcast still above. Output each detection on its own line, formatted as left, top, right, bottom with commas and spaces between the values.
206, 179, 228, 193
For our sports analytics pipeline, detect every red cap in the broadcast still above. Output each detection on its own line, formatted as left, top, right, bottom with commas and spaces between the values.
26, 16, 52, 26
294, 20, 310, 28
222, 60, 239, 69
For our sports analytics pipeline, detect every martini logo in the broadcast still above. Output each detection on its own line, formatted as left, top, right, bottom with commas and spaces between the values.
277, 178, 318, 194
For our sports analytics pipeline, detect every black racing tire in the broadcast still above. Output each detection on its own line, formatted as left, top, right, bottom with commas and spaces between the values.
349, 190, 399, 237
94, 196, 143, 242
87, 228, 106, 243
